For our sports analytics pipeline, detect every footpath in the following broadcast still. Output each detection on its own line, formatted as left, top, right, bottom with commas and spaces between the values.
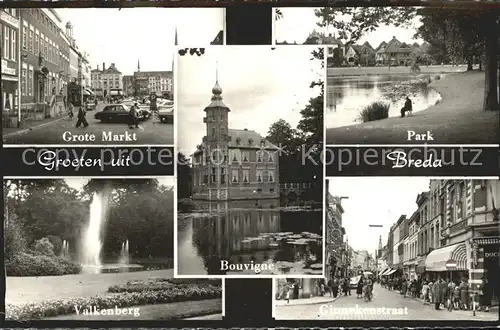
3, 115, 68, 138
326, 71, 499, 144
275, 295, 336, 307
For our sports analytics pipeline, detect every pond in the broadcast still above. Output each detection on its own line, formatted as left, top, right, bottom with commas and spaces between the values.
326, 74, 442, 128
177, 199, 323, 276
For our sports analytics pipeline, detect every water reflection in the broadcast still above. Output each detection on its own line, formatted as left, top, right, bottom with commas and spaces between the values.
326, 74, 442, 128
177, 199, 323, 276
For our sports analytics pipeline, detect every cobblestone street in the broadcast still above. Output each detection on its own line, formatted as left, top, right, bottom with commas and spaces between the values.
275, 284, 499, 321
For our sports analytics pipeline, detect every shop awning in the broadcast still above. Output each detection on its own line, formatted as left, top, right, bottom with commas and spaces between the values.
425, 243, 467, 272
385, 269, 397, 276
379, 268, 391, 276
83, 88, 94, 96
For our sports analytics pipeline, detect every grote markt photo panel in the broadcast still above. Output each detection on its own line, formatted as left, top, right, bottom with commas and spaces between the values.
176, 45, 325, 277
1, 8, 224, 145
274, 7, 500, 145
4, 178, 223, 321
274, 178, 499, 321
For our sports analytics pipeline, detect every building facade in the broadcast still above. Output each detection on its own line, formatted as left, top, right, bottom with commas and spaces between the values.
191, 81, 280, 201
326, 192, 347, 281
1, 8, 20, 127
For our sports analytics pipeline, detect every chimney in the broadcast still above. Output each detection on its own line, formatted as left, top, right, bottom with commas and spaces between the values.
243, 128, 248, 131
111, 63, 115, 68
392, 36, 396, 39
97, 65, 100, 71
102, 62, 106, 71
329, 33, 332, 37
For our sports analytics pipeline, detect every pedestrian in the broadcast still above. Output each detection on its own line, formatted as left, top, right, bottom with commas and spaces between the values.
434, 278, 444, 310
332, 278, 339, 298
402, 278, 408, 297
411, 279, 417, 298
346, 277, 352, 296
129, 103, 139, 129
327, 278, 334, 297
459, 278, 469, 310
343, 277, 349, 296
447, 279, 456, 311
453, 283, 461, 310
285, 282, 292, 304
479, 277, 491, 312
356, 276, 364, 299
75, 105, 89, 128
428, 281, 434, 304
422, 281, 430, 305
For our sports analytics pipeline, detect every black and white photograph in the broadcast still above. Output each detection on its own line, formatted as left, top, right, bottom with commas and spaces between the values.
273, 178, 499, 321
274, 7, 500, 145
4, 178, 223, 320
175, 45, 325, 277
1, 8, 224, 145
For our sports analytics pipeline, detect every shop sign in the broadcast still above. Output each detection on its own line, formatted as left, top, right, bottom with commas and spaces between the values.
1, 60, 17, 76
472, 241, 478, 267
0, 12, 19, 28
484, 251, 499, 259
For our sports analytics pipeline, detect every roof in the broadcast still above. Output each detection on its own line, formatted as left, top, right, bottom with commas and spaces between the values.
227, 129, 278, 149
103, 65, 122, 74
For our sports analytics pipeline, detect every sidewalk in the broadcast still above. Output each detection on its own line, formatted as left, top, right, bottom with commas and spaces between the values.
382, 285, 499, 318
275, 295, 336, 307
3, 115, 68, 138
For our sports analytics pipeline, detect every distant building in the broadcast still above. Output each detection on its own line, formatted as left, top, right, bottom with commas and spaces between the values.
375, 36, 414, 66
130, 60, 173, 98
326, 189, 347, 281
191, 80, 280, 201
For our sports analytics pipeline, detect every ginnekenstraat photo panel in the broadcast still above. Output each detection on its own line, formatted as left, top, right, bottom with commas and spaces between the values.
273, 177, 499, 321
273, 6, 500, 145
3, 178, 223, 321
1, 8, 224, 146
175, 45, 326, 278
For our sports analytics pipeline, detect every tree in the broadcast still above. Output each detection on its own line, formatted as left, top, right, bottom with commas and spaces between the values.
315, 6, 499, 111
177, 152, 192, 200
266, 119, 303, 155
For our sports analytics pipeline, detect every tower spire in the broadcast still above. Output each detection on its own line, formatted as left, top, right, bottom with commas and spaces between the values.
137, 58, 140, 72
174, 26, 178, 46
215, 60, 218, 83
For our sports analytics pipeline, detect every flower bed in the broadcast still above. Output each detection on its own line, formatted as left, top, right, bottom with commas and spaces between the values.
6, 283, 222, 320
108, 278, 221, 293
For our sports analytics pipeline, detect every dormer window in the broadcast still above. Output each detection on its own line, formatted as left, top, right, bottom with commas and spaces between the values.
236, 137, 241, 145
248, 138, 253, 146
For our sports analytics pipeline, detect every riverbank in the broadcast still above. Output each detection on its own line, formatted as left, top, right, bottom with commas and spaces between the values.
326, 71, 499, 144
327, 64, 468, 77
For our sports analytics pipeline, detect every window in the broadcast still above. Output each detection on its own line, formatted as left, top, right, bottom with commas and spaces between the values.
270, 188, 274, 193
242, 151, 249, 162
22, 25, 27, 49
34, 32, 39, 55
220, 167, 226, 184
210, 167, 216, 183
203, 174, 208, 184
242, 169, 249, 183
10, 28, 16, 61
268, 151, 274, 162
40, 37, 44, 57
256, 170, 263, 183
4, 26, 10, 60
231, 169, 238, 183
28, 68, 33, 96
211, 127, 216, 137
256, 151, 262, 162
21, 68, 27, 96
28, 29, 33, 52
268, 170, 275, 183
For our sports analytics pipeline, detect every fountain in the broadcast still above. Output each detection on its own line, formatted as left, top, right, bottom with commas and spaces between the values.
60, 240, 70, 259
80, 192, 103, 267
79, 193, 143, 274
119, 239, 130, 265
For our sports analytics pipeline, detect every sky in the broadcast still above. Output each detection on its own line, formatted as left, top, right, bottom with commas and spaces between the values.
274, 7, 424, 47
65, 178, 174, 191
328, 177, 430, 253
55, 8, 224, 75
177, 46, 323, 156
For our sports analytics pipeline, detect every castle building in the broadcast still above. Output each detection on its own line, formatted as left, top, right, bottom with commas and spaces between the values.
191, 80, 280, 201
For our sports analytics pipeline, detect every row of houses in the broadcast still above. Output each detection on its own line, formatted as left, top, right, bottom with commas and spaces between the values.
381, 179, 499, 305
299, 30, 430, 66
1, 8, 91, 128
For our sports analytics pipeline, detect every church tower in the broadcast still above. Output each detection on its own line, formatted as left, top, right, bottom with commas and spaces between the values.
202, 70, 230, 200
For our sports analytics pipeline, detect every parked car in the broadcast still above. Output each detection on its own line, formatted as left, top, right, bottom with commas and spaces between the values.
85, 102, 96, 111
94, 104, 137, 123
157, 106, 173, 123
349, 275, 361, 289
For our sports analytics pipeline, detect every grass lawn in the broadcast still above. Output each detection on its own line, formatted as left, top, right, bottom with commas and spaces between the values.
326, 71, 499, 144
327, 64, 469, 76
44, 299, 222, 320
6, 269, 174, 305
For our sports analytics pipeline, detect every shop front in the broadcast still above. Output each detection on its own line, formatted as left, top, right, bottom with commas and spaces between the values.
470, 236, 499, 306
424, 242, 468, 282
275, 278, 323, 300
2, 59, 19, 128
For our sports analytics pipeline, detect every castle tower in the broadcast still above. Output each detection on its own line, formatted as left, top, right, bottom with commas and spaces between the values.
203, 68, 230, 200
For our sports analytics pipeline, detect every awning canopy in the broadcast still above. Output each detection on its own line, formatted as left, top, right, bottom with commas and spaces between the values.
83, 88, 94, 96
379, 268, 391, 276
385, 269, 397, 276
416, 259, 426, 273
424, 243, 467, 272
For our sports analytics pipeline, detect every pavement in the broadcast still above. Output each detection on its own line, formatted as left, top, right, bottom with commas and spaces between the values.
326, 70, 500, 145
274, 284, 499, 321
3, 103, 173, 145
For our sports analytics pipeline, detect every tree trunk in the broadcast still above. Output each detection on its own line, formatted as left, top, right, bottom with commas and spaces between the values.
483, 13, 499, 111
467, 56, 473, 71
479, 57, 483, 71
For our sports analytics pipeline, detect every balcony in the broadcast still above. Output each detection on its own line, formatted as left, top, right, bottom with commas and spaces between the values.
440, 226, 450, 238
449, 218, 468, 235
